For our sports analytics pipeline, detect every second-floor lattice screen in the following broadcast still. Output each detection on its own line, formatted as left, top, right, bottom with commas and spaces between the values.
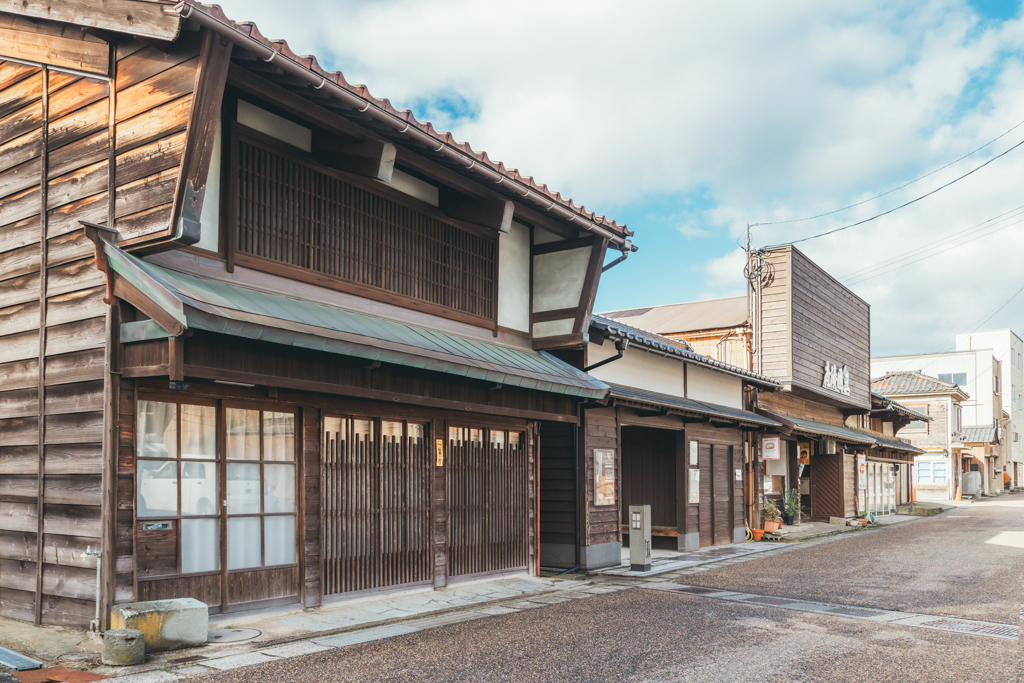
235, 136, 497, 322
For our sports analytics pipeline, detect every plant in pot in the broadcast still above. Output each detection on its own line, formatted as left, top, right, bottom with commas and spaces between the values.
763, 499, 782, 532
783, 488, 802, 526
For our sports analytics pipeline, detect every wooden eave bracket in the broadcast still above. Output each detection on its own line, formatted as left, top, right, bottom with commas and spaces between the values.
82, 221, 118, 305
315, 137, 397, 183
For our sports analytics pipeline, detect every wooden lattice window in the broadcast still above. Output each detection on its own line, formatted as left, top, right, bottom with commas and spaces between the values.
231, 129, 497, 323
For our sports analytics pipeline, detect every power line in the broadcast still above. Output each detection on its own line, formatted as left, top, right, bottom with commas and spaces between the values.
843, 210, 1024, 285
839, 203, 1024, 281
761, 135, 1024, 248
755, 115, 1024, 227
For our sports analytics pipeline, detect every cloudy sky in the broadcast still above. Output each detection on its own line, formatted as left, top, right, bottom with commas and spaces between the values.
214, 0, 1024, 356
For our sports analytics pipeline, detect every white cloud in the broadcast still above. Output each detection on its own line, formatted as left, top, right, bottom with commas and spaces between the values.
213, 0, 1024, 355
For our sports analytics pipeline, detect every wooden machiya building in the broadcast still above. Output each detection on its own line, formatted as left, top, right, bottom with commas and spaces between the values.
0, 2, 637, 628
538, 315, 781, 570
604, 246, 924, 529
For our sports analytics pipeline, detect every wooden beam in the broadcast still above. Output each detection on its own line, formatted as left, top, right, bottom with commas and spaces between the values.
0, 22, 109, 76
574, 237, 607, 334
531, 236, 595, 256
227, 65, 370, 143
532, 333, 586, 350
438, 191, 514, 234
531, 307, 577, 323
110, 276, 185, 337
179, 364, 580, 424
171, 29, 233, 246
635, 409, 669, 418
314, 136, 396, 182
168, 336, 183, 381
0, 1, 182, 42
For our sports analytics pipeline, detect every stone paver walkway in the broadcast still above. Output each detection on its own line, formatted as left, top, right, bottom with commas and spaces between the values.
589, 540, 786, 577
642, 583, 1019, 641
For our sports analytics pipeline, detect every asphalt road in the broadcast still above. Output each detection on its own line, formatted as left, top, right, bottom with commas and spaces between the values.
198, 496, 1024, 682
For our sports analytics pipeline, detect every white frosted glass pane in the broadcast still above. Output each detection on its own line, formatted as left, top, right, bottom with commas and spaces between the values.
490, 431, 506, 447
181, 518, 219, 573
381, 421, 402, 442
181, 404, 216, 459
509, 432, 521, 446
227, 408, 260, 460
138, 400, 176, 458
264, 412, 295, 461
137, 460, 177, 517
264, 464, 295, 513
181, 461, 218, 516
408, 423, 424, 441
324, 416, 347, 439
354, 420, 373, 442
227, 463, 261, 514
228, 516, 262, 569
264, 516, 296, 566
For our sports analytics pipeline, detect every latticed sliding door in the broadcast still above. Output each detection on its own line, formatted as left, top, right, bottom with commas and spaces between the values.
321, 417, 431, 595
448, 427, 529, 577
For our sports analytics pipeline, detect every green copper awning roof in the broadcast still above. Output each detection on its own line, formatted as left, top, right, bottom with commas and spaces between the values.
101, 241, 607, 399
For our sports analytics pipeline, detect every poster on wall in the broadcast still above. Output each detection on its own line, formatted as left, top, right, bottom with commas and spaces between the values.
857, 453, 867, 491
594, 449, 616, 506
858, 489, 866, 512
798, 441, 813, 464
689, 469, 700, 504
761, 436, 781, 460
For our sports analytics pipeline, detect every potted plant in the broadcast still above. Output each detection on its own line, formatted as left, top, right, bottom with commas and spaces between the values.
783, 488, 802, 526
763, 499, 782, 532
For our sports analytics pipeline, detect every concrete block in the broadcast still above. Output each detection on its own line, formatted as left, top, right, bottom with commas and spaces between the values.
580, 542, 621, 570
102, 628, 145, 666
110, 598, 208, 653
828, 517, 848, 526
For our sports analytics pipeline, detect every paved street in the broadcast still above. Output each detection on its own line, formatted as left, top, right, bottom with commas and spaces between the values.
187, 495, 1024, 683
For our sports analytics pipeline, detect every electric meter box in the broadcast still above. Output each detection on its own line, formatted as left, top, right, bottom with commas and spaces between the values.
628, 504, 652, 572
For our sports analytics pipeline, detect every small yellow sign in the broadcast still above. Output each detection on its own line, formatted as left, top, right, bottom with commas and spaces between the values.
435, 438, 444, 467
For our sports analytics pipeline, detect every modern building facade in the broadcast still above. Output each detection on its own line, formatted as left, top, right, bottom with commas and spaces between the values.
872, 349, 1008, 495
955, 330, 1024, 488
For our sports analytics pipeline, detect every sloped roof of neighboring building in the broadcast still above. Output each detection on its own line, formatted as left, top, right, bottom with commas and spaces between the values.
959, 425, 997, 444
588, 314, 780, 390
605, 383, 781, 429
176, 1, 630, 246
871, 392, 932, 422
601, 296, 748, 335
871, 371, 969, 398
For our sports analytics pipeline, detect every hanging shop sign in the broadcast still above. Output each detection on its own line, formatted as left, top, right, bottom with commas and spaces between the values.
435, 438, 444, 467
594, 449, 616, 506
798, 441, 813, 465
857, 453, 867, 490
822, 361, 851, 396
761, 436, 781, 460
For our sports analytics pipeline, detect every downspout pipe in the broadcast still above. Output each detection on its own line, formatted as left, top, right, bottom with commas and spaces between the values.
601, 243, 639, 273
584, 339, 628, 373
174, 1, 632, 249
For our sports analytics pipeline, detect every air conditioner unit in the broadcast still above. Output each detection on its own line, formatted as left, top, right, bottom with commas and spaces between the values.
824, 439, 837, 455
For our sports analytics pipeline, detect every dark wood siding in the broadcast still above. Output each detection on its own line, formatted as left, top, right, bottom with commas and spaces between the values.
232, 132, 497, 325
811, 453, 845, 520
538, 422, 575, 551
0, 62, 110, 628
620, 427, 676, 530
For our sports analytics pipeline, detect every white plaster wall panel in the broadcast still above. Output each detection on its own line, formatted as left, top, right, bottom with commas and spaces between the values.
237, 100, 312, 151
497, 221, 531, 332
586, 344, 686, 399
533, 227, 561, 244
533, 319, 574, 338
196, 118, 222, 253
686, 365, 743, 408
532, 247, 591, 312
384, 169, 439, 206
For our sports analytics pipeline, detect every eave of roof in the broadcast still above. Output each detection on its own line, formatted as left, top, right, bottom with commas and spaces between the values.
589, 315, 780, 390
606, 383, 780, 429
94, 236, 608, 400
870, 392, 932, 422
759, 411, 877, 445
176, 1, 630, 248
958, 425, 998, 444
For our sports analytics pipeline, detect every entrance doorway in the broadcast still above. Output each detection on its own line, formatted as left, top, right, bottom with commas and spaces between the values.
620, 427, 677, 545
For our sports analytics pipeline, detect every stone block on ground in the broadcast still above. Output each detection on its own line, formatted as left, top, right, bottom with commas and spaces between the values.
101, 628, 145, 666
828, 517, 848, 526
110, 598, 208, 653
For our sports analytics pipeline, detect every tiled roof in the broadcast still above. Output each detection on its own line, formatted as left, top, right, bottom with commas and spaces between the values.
602, 296, 748, 335
181, 2, 630, 244
588, 315, 780, 390
959, 426, 997, 444
870, 392, 931, 422
871, 371, 967, 397
605, 383, 781, 429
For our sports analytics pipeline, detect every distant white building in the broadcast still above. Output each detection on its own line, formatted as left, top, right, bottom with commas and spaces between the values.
955, 330, 1024, 489
872, 347, 1009, 495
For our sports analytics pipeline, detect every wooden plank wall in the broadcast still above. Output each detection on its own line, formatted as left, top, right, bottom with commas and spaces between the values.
112, 34, 200, 245
0, 60, 109, 627
758, 249, 790, 380
582, 407, 619, 548
538, 422, 575, 561
789, 247, 871, 407
685, 423, 743, 547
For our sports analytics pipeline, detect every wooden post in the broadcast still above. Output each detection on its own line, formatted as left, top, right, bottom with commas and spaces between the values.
33, 66, 49, 626
431, 419, 447, 589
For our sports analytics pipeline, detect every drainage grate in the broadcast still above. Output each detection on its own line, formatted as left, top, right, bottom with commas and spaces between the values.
921, 619, 1018, 639
827, 607, 884, 618
742, 596, 795, 606
672, 586, 722, 595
